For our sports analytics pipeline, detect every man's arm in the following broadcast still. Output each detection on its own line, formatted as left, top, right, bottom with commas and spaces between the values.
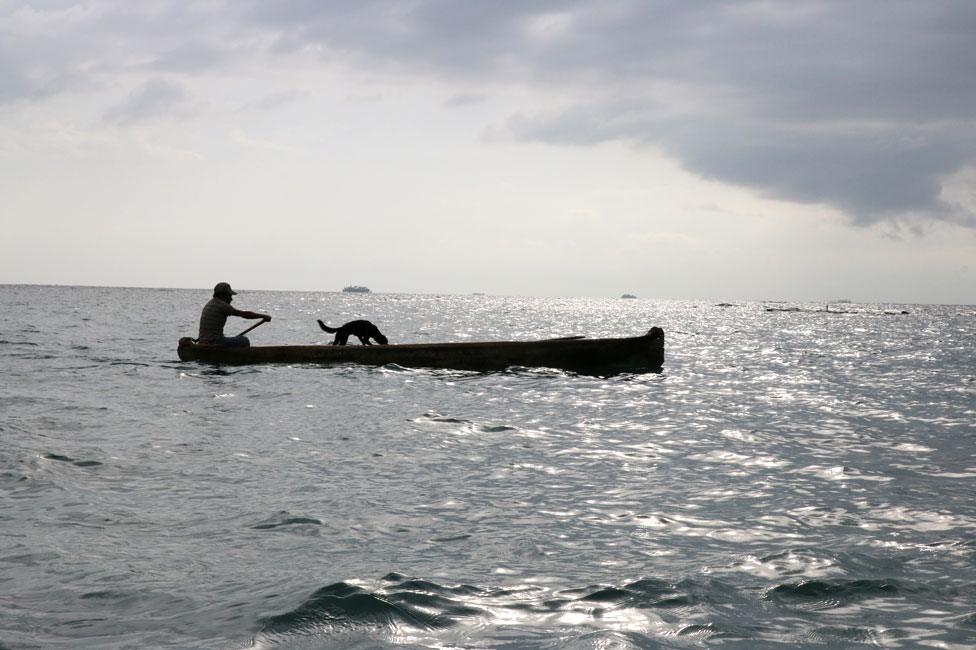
229, 307, 272, 321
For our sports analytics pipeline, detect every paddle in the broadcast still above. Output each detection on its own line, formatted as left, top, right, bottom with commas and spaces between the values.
236, 318, 269, 338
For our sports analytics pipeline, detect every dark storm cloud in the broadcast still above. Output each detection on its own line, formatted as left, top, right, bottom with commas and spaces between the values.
4, 1, 976, 226
506, 106, 975, 226
235, 1, 976, 120
228, 0, 976, 226
666, 121, 970, 224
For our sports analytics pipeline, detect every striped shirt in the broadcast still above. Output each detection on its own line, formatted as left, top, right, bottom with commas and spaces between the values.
198, 297, 234, 343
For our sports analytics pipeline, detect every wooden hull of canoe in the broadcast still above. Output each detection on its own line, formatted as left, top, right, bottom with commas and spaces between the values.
177, 328, 664, 373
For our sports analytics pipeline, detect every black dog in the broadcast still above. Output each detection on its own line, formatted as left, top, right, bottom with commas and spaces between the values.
317, 319, 389, 346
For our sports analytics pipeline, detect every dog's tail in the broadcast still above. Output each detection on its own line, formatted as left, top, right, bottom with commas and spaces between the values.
317, 319, 338, 333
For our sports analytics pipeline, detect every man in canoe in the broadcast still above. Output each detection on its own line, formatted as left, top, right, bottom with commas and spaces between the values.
197, 282, 271, 347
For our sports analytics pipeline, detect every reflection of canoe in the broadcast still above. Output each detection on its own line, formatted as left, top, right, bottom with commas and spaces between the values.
177, 328, 664, 373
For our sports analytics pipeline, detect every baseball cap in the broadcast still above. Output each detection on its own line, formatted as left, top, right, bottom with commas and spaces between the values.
213, 282, 237, 295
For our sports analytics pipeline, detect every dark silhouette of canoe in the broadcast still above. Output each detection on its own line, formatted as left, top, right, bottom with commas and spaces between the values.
177, 327, 664, 373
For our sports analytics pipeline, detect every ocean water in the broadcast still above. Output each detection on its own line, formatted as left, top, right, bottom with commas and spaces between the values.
1, 284, 975, 649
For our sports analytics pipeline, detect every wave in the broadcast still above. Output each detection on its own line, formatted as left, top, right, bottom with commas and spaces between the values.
43, 453, 103, 468
251, 511, 323, 531
765, 578, 911, 610
255, 580, 468, 641
251, 574, 715, 646
248, 572, 949, 647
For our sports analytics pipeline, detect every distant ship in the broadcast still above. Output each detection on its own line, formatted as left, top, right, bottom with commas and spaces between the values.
621, 294, 637, 299
342, 286, 371, 294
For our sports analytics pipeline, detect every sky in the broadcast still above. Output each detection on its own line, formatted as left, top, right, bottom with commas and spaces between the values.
2, 1, 975, 303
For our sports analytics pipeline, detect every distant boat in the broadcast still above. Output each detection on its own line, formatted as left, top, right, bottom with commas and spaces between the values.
342, 286, 371, 293
177, 328, 665, 374
824, 303, 855, 314
621, 294, 637, 299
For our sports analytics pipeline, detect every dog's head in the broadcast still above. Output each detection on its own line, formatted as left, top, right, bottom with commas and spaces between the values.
375, 333, 389, 345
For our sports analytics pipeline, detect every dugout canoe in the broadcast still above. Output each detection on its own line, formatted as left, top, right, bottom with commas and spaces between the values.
177, 327, 664, 373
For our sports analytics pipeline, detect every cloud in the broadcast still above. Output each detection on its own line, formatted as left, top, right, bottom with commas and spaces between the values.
143, 40, 226, 74
665, 120, 974, 227
0, 61, 32, 103
238, 90, 305, 112
4, 0, 976, 227
445, 92, 487, 107
230, 0, 976, 227
0, 2, 102, 101
506, 106, 976, 226
102, 77, 197, 125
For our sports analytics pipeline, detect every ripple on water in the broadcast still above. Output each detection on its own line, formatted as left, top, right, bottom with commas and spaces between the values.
43, 453, 104, 468
251, 511, 324, 532
4, 291, 975, 648
764, 578, 907, 611
255, 580, 474, 642
249, 574, 819, 647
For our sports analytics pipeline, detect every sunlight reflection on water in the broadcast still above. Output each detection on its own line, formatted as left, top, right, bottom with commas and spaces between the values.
1, 287, 974, 648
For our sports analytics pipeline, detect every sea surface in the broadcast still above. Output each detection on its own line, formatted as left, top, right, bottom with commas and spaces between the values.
1, 285, 975, 649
